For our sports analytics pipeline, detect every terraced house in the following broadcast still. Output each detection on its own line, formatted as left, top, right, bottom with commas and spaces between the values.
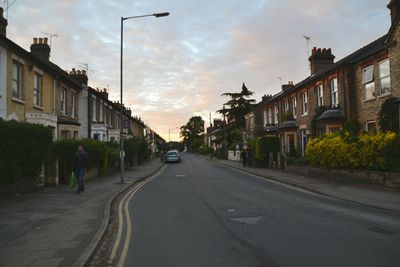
245, 0, 400, 157
0, 13, 85, 140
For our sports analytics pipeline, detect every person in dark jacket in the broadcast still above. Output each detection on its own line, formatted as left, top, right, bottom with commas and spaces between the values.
240, 149, 247, 167
73, 145, 89, 194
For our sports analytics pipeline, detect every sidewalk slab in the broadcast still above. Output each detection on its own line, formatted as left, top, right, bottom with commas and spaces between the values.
207, 156, 400, 213
0, 159, 163, 267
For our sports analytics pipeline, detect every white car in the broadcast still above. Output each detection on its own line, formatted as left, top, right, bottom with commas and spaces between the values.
165, 150, 181, 163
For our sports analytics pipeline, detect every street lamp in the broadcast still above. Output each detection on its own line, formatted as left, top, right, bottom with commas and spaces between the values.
120, 12, 169, 184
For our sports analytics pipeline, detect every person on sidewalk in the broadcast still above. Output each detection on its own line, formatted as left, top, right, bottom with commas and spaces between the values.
240, 149, 247, 167
73, 145, 89, 194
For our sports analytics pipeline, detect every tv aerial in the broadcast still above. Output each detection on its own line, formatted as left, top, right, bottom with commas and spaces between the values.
41, 32, 59, 50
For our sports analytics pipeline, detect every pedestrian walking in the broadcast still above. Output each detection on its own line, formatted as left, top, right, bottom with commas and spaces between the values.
247, 147, 253, 167
73, 145, 89, 194
240, 149, 247, 167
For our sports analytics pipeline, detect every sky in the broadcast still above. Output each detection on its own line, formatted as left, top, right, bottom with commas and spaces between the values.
1, 0, 392, 141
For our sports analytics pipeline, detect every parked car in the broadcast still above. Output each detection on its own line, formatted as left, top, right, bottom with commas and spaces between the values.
165, 149, 181, 163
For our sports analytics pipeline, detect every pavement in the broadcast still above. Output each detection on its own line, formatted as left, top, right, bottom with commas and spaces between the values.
206, 156, 400, 213
0, 159, 164, 267
0, 155, 399, 267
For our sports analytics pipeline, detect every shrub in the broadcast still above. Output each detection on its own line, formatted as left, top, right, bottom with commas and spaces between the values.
306, 131, 399, 171
254, 136, 279, 161
356, 131, 397, 170
0, 120, 52, 184
306, 133, 357, 169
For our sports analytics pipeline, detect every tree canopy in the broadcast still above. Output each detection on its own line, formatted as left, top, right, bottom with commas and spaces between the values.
218, 82, 256, 129
180, 116, 205, 142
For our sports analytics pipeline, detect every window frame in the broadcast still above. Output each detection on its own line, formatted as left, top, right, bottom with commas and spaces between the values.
292, 96, 297, 119
33, 72, 42, 107
274, 105, 278, 124
302, 91, 308, 116
71, 93, 77, 118
378, 59, 391, 95
330, 78, 339, 107
12, 60, 23, 100
60, 89, 66, 114
316, 84, 324, 107
362, 65, 375, 100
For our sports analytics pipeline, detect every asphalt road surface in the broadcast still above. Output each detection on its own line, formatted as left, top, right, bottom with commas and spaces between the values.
124, 153, 400, 267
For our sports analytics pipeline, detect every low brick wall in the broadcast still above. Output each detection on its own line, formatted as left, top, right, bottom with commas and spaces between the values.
286, 164, 400, 188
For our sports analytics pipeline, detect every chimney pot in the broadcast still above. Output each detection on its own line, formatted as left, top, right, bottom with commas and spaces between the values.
44, 37, 48, 44
77, 70, 81, 75
39, 38, 43, 44
82, 70, 86, 75
33, 37, 38, 44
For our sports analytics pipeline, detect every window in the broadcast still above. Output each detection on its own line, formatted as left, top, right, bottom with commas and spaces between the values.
330, 78, 338, 107
99, 101, 103, 122
363, 66, 375, 100
74, 131, 79, 139
268, 108, 272, 124
284, 100, 289, 113
274, 105, 278, 124
379, 59, 391, 95
292, 96, 297, 119
263, 110, 267, 126
92, 98, 96, 121
302, 91, 308, 115
316, 84, 324, 107
12, 60, 23, 99
60, 130, 69, 140
110, 108, 113, 127
71, 93, 77, 118
33, 72, 42, 106
365, 121, 376, 133
61, 89, 66, 114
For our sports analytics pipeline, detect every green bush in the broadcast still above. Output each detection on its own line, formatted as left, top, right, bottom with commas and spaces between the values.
254, 136, 279, 161
125, 137, 150, 165
0, 120, 52, 184
306, 133, 357, 169
50, 139, 119, 181
306, 131, 399, 171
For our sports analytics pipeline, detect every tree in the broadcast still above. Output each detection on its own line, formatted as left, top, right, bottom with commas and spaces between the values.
180, 116, 205, 151
379, 97, 400, 133
215, 83, 256, 149
218, 82, 256, 129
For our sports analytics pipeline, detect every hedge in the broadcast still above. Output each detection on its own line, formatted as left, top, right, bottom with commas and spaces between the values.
51, 139, 119, 182
254, 136, 280, 161
306, 132, 399, 171
0, 120, 52, 184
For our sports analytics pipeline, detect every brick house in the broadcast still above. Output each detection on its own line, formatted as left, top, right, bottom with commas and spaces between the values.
245, 1, 400, 158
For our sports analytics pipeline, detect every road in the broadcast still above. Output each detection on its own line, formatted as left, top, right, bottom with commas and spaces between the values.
122, 153, 400, 267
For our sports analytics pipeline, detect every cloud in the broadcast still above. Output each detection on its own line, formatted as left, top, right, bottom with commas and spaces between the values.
2, 0, 391, 141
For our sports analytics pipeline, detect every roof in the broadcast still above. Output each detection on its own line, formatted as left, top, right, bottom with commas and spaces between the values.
263, 125, 278, 133
316, 109, 345, 121
262, 35, 387, 105
0, 35, 82, 90
278, 120, 298, 130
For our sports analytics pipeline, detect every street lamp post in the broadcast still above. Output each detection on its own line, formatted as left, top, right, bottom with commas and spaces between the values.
120, 12, 169, 184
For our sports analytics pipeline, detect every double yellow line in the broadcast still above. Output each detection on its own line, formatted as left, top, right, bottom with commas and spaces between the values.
109, 165, 166, 267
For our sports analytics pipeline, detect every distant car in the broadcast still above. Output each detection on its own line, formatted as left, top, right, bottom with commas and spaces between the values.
165, 150, 181, 163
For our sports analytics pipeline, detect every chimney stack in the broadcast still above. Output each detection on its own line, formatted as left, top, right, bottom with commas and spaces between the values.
0, 7, 8, 37
69, 68, 88, 85
388, 0, 400, 24
309, 47, 335, 75
282, 81, 294, 91
100, 88, 109, 99
30, 37, 51, 61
